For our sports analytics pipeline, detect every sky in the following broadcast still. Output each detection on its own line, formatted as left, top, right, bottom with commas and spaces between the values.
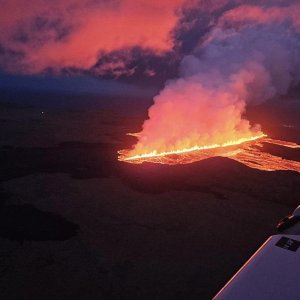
0, 0, 300, 98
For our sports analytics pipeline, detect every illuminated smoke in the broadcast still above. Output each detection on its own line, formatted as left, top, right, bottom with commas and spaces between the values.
127, 3, 300, 157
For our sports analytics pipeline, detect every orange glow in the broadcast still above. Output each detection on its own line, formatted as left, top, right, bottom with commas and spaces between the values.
263, 139, 300, 149
118, 136, 300, 173
119, 133, 267, 161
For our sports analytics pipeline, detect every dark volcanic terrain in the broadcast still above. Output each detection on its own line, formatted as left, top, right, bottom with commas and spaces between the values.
0, 101, 299, 299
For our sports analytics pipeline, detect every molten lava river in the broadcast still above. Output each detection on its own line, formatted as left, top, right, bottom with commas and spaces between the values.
118, 135, 300, 173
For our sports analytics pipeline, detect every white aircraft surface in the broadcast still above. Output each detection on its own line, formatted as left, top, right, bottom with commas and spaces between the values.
214, 205, 300, 300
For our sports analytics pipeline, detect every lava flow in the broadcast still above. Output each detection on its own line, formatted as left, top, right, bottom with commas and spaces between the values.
118, 135, 300, 173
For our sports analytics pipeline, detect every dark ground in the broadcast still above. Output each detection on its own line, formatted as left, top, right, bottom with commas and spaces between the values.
0, 94, 299, 299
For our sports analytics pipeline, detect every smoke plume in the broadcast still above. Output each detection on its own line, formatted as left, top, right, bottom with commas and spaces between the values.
128, 2, 300, 156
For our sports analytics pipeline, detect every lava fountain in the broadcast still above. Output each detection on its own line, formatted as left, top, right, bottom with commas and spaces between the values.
119, 3, 300, 173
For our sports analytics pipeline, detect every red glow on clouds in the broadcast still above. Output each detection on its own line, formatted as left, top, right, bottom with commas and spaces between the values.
0, 0, 186, 73
220, 3, 300, 27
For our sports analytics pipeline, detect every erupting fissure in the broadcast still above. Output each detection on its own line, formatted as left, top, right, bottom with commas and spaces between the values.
118, 136, 300, 173
118, 1, 300, 173
119, 133, 267, 161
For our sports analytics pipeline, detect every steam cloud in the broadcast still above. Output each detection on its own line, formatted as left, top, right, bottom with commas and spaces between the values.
129, 2, 300, 156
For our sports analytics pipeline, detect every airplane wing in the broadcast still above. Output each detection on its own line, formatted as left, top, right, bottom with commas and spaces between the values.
214, 205, 300, 300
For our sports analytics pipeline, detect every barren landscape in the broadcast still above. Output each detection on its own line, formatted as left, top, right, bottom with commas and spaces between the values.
0, 98, 299, 299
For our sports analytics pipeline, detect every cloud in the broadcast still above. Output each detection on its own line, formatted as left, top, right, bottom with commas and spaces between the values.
0, 0, 187, 73
219, 3, 300, 28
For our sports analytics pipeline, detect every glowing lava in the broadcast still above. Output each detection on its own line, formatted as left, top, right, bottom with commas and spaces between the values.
120, 133, 267, 161
118, 135, 300, 173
